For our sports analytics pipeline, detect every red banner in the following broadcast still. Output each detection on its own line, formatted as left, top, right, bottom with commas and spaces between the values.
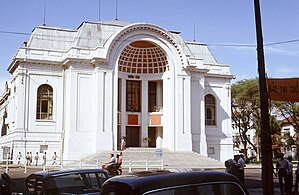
267, 78, 299, 102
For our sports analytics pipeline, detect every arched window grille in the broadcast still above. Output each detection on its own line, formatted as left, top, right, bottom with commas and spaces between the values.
205, 94, 216, 125
36, 84, 53, 120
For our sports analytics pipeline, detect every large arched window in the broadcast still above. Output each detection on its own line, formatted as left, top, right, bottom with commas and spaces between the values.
36, 84, 53, 120
205, 94, 216, 125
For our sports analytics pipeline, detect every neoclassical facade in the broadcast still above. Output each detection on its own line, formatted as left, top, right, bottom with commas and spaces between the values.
0, 20, 234, 162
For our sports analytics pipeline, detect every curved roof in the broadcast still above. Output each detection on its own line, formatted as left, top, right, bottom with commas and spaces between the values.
25, 20, 217, 64
8, 20, 231, 77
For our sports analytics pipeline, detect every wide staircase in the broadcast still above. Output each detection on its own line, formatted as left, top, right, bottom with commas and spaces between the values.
82, 148, 224, 170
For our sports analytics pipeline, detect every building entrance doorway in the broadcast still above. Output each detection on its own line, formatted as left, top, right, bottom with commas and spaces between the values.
148, 127, 157, 147
126, 127, 140, 147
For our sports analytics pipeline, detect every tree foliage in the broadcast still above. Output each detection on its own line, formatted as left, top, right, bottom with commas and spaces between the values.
269, 115, 282, 146
273, 101, 299, 133
231, 79, 260, 159
273, 101, 299, 159
232, 78, 299, 160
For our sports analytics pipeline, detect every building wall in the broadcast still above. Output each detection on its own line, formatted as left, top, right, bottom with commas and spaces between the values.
0, 21, 234, 162
204, 77, 233, 162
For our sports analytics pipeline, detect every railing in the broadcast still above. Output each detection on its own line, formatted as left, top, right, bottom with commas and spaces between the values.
122, 159, 163, 173
1, 159, 164, 173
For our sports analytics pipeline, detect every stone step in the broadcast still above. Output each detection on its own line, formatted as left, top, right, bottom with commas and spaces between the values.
82, 148, 224, 169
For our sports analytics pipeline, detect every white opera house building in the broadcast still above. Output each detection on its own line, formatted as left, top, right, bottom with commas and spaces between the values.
0, 20, 234, 163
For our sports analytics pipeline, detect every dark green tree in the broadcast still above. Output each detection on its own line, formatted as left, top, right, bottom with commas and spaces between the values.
232, 79, 285, 160
231, 79, 260, 160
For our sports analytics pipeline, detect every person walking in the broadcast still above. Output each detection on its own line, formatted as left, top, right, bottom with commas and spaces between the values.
6, 153, 11, 164
51, 152, 59, 165
34, 152, 40, 166
42, 152, 47, 166
29, 152, 33, 165
276, 153, 290, 194
25, 152, 31, 166
16, 152, 23, 165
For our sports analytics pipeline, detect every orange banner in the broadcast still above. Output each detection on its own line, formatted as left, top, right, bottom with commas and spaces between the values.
267, 78, 299, 102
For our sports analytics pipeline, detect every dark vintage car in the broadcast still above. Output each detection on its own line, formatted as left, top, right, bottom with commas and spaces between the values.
100, 170, 249, 195
24, 168, 111, 195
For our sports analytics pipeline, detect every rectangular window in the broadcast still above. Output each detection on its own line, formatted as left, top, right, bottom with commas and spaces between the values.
126, 80, 141, 112
208, 147, 215, 155
41, 101, 48, 112
148, 82, 157, 112
205, 95, 216, 126
118, 79, 122, 112
40, 145, 48, 153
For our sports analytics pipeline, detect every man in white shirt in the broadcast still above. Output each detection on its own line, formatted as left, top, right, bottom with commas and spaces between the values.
106, 154, 117, 169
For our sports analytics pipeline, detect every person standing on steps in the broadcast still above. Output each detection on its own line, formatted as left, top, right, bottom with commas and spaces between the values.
120, 137, 126, 151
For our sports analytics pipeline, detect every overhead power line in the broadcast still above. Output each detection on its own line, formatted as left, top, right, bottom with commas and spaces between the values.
0, 29, 299, 48
207, 43, 256, 47
0, 30, 31, 36
264, 39, 299, 46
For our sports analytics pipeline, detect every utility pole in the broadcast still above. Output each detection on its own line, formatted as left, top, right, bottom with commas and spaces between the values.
253, 0, 274, 195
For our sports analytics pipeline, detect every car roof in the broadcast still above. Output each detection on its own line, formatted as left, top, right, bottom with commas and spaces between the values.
102, 170, 248, 194
27, 168, 109, 178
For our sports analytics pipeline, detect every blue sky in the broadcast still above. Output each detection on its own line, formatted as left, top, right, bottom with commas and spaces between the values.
1, 0, 299, 94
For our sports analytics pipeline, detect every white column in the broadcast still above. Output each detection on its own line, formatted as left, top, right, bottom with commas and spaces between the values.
175, 76, 192, 151
156, 81, 163, 110
105, 70, 115, 149
162, 71, 175, 150
156, 127, 163, 148
95, 69, 104, 152
121, 79, 126, 138
94, 69, 114, 151
141, 80, 148, 147
199, 78, 207, 156
184, 77, 191, 136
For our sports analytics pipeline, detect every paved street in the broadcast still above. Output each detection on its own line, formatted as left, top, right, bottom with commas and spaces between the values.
1, 165, 298, 194
245, 168, 281, 194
